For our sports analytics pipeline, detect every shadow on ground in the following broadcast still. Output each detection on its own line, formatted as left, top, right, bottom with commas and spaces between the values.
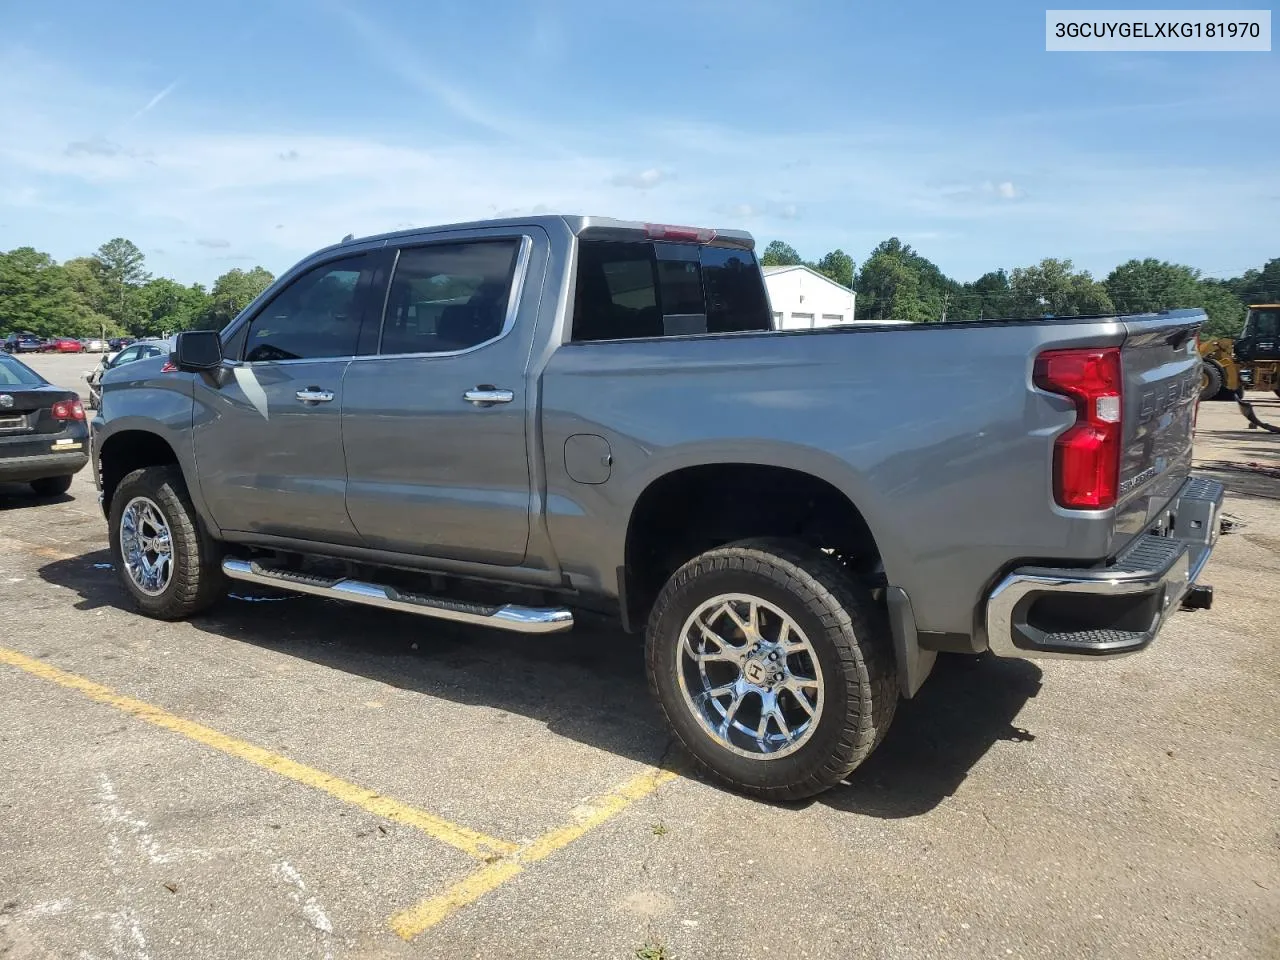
0, 482, 74, 511
38, 549, 1042, 819
1195, 464, 1280, 506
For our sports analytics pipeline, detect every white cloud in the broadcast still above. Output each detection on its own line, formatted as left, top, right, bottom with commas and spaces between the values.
996, 181, 1017, 200
127, 79, 179, 124
610, 168, 670, 189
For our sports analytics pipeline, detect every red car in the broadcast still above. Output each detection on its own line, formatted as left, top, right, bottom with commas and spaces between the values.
44, 337, 84, 353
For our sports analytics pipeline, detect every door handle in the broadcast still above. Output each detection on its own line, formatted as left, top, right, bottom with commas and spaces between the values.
295, 388, 335, 404
463, 387, 514, 407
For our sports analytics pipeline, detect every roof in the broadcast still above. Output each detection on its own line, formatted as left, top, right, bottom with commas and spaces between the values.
340, 215, 757, 252
761, 263, 854, 293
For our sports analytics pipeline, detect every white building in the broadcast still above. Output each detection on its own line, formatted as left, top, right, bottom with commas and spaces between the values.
762, 264, 857, 330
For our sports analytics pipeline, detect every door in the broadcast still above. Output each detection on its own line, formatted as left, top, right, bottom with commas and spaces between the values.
341, 235, 536, 564
192, 250, 384, 543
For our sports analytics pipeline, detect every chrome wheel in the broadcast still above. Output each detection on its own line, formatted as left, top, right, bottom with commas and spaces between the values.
676, 593, 824, 760
119, 496, 174, 596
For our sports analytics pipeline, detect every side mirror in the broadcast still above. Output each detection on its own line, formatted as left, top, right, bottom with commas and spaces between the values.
172, 330, 223, 372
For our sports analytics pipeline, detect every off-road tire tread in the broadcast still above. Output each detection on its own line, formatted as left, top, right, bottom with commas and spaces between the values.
109, 466, 224, 620
1200, 359, 1225, 402
646, 537, 897, 802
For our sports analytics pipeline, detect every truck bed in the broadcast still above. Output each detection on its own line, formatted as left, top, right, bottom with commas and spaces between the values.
540, 309, 1204, 643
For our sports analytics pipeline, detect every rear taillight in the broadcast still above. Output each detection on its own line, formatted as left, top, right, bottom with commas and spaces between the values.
1034, 346, 1122, 509
51, 399, 86, 421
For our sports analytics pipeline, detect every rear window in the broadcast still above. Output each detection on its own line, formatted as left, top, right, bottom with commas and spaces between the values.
571, 240, 771, 342
0, 355, 44, 386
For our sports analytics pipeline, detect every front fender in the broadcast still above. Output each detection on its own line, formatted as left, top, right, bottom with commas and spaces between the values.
94, 366, 213, 531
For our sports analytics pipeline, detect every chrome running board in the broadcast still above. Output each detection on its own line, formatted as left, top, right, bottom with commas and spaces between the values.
221, 558, 574, 634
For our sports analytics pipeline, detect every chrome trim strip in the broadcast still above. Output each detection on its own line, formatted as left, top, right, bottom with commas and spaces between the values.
221, 558, 573, 634
349, 232, 535, 363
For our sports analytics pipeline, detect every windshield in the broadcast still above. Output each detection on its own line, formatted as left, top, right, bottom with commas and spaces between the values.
0, 354, 46, 386
1245, 308, 1280, 338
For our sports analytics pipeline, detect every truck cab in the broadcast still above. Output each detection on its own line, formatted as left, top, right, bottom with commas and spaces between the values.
1235, 304, 1280, 394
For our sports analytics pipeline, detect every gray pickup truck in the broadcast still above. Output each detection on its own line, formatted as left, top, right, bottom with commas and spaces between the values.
91, 215, 1225, 800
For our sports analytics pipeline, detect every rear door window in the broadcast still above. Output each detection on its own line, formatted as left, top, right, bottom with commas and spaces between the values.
379, 240, 521, 355
700, 245, 773, 333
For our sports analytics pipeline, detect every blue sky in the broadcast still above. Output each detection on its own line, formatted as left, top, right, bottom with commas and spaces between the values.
1, 0, 1276, 286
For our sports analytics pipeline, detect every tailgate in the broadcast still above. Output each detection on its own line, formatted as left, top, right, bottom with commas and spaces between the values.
1117, 310, 1203, 516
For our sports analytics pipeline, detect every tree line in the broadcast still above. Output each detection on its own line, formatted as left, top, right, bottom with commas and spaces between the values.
760, 238, 1279, 338
4, 234, 1275, 342
0, 239, 275, 339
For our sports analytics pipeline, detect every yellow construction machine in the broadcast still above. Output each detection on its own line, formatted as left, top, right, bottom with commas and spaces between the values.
1198, 304, 1280, 432
1198, 304, 1280, 401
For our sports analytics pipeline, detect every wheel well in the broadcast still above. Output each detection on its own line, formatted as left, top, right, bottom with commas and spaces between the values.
99, 431, 180, 514
623, 464, 882, 630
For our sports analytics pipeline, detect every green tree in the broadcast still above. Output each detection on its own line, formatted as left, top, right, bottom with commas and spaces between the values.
1104, 259, 1201, 314
760, 240, 803, 267
0, 247, 105, 337
1008, 258, 1114, 317
854, 238, 957, 323
949, 269, 1012, 320
815, 249, 854, 289
136, 278, 212, 336
61, 256, 118, 338
197, 266, 275, 330
1195, 282, 1247, 339
857, 247, 922, 322
1228, 258, 1280, 306
93, 238, 151, 333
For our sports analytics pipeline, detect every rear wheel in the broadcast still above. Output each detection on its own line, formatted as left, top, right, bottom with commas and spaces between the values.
645, 538, 897, 801
1199, 360, 1224, 402
30, 475, 73, 497
108, 466, 224, 620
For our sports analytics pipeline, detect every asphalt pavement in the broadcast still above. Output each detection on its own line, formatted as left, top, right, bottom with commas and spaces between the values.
2, 351, 1277, 960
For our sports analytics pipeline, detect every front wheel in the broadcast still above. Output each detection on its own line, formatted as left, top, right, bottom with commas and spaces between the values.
646, 538, 898, 801
108, 465, 225, 620
1199, 360, 1225, 402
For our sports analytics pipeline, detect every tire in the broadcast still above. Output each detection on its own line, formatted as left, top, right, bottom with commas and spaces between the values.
29, 475, 73, 497
107, 465, 224, 620
1199, 360, 1224, 402
646, 537, 898, 801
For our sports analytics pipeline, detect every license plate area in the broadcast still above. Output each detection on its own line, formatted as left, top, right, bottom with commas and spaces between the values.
0, 414, 27, 432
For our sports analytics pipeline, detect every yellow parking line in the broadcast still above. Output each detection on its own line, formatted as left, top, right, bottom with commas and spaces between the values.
0, 646, 517, 861
389, 766, 678, 941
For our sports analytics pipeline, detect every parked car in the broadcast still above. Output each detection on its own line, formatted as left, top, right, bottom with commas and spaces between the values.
91, 214, 1224, 801
3, 333, 45, 354
82, 338, 108, 353
108, 336, 136, 351
0, 352, 89, 495
44, 337, 84, 354
85, 338, 172, 409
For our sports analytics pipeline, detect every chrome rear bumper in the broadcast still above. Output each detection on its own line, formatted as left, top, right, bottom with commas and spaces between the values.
985, 475, 1225, 660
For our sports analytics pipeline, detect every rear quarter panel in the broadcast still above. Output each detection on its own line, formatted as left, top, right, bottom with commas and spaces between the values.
541, 319, 1131, 638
